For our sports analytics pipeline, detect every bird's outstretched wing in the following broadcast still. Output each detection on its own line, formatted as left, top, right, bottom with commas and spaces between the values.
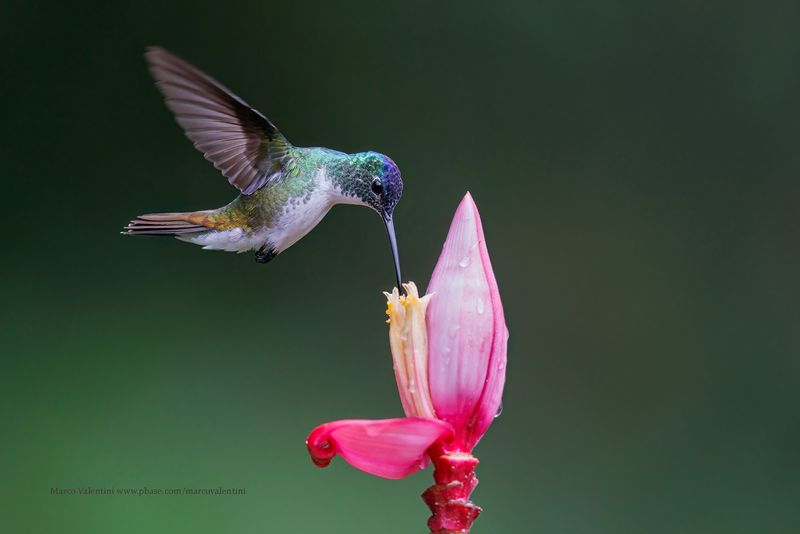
146, 47, 290, 195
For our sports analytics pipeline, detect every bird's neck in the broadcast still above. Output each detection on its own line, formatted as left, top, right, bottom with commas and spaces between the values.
316, 154, 373, 207
305, 164, 363, 208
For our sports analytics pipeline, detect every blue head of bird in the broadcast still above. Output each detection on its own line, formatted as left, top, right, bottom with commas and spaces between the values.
349, 152, 404, 288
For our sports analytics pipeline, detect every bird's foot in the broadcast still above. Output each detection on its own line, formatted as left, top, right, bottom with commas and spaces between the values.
255, 245, 278, 264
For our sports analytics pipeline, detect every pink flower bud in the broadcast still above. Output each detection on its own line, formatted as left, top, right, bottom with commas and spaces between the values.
425, 193, 508, 450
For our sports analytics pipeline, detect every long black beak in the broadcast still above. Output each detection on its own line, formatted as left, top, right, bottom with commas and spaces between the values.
383, 214, 402, 291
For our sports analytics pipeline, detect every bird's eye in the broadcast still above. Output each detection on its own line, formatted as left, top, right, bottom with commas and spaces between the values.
371, 178, 383, 195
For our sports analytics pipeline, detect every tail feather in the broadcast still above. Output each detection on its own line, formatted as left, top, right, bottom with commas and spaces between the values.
122, 210, 213, 236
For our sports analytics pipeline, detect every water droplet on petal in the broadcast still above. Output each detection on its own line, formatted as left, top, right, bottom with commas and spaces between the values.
494, 402, 504, 419
476, 298, 485, 314
458, 255, 471, 268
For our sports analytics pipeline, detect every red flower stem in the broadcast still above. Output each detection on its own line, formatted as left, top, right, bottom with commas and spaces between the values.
422, 445, 481, 533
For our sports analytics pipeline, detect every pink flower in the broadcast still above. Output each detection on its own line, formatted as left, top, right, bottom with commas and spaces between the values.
306, 193, 508, 532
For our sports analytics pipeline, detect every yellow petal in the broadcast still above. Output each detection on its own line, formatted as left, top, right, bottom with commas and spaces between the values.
385, 283, 436, 419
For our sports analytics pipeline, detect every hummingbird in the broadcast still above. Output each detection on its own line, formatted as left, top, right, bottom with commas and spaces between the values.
123, 47, 403, 287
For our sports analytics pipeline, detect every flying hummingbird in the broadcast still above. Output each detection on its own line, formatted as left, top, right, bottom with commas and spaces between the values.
123, 47, 403, 287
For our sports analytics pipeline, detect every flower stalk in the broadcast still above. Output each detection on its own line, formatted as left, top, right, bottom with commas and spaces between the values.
423, 447, 481, 533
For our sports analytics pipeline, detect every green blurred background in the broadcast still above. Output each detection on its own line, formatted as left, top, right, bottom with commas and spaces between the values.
2, 1, 799, 532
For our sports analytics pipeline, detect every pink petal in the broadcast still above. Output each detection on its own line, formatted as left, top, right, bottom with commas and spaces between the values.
426, 193, 508, 450
306, 418, 453, 480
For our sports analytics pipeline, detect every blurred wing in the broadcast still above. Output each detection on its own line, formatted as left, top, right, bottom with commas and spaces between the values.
146, 47, 289, 195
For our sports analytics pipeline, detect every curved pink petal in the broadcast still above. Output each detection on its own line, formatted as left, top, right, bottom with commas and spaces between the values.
306, 418, 453, 480
471, 207, 509, 444
426, 192, 508, 450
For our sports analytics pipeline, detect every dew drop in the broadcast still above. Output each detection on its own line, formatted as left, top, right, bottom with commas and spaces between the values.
458, 255, 471, 268
494, 402, 504, 419
476, 298, 485, 315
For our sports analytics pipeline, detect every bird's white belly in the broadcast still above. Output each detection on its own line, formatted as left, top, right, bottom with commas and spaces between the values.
267, 188, 335, 252
178, 169, 360, 254
178, 197, 331, 253
178, 227, 269, 253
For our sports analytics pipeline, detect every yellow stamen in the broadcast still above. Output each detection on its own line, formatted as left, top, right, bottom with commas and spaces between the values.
384, 282, 436, 419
